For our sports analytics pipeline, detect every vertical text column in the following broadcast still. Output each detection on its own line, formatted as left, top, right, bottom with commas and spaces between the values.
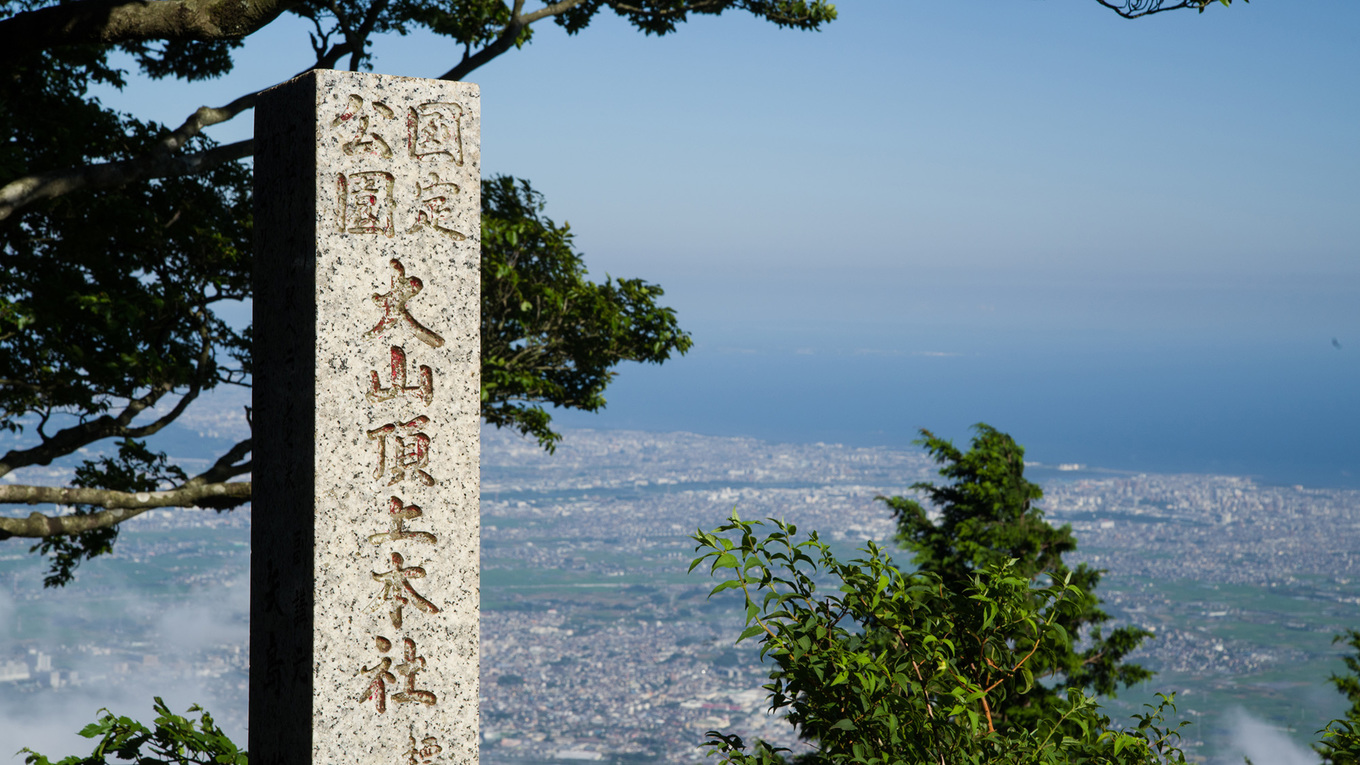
253, 70, 480, 765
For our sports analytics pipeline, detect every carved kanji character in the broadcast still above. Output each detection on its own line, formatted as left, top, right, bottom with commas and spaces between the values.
368, 345, 433, 406
408, 172, 466, 240
337, 171, 396, 237
364, 259, 445, 348
371, 551, 440, 629
357, 635, 396, 713
391, 637, 437, 706
406, 731, 444, 765
366, 416, 434, 486
369, 496, 437, 547
407, 102, 464, 164
332, 94, 396, 158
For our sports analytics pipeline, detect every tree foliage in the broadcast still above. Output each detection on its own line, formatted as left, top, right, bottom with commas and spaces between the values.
1320, 630, 1360, 765
30, 436, 189, 587
481, 175, 691, 451
19, 697, 245, 765
881, 425, 1152, 731
687, 425, 1160, 762
691, 514, 1190, 765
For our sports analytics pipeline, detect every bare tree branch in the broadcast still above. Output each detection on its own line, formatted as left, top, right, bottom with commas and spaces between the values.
0, 481, 250, 534
0, 0, 297, 62
335, 0, 393, 72
0, 379, 202, 477
0, 137, 252, 221
0, 85, 258, 220
195, 436, 253, 484
0, 437, 252, 539
440, 0, 588, 82
438, 19, 524, 82
520, 0, 590, 25
1092, 0, 1210, 18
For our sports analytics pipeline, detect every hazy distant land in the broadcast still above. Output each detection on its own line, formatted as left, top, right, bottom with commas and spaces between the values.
2, 424, 1358, 764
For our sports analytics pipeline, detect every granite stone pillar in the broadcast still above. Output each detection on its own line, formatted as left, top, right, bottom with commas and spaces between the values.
252, 69, 480, 765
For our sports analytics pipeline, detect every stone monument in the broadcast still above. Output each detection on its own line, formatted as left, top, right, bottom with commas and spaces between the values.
251, 70, 480, 764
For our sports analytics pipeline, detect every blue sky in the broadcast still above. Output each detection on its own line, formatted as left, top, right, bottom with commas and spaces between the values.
97, 0, 1359, 484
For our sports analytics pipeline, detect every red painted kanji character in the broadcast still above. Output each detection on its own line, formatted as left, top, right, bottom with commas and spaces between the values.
406, 102, 464, 164
332, 94, 396, 158
357, 635, 396, 713
371, 552, 440, 629
405, 729, 444, 764
368, 496, 437, 547
368, 345, 434, 406
408, 172, 465, 240
336, 171, 396, 236
364, 259, 445, 348
391, 637, 437, 707
366, 416, 434, 486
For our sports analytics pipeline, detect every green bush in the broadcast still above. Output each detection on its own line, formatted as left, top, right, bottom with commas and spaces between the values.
691, 514, 1189, 765
20, 697, 245, 765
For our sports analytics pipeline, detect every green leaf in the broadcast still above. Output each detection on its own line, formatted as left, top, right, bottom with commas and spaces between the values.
738, 624, 767, 643
708, 579, 743, 596
714, 552, 740, 570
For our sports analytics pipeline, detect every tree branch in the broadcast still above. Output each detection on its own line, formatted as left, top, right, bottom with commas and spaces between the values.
0, 0, 296, 62
0, 380, 202, 476
339, 0, 392, 71
520, 0, 589, 25
0, 32, 363, 222
153, 87, 261, 157
0, 437, 252, 540
0, 137, 252, 221
439, 0, 589, 82
194, 436, 253, 484
0, 482, 251, 538
1092, 0, 1205, 18
603, 0, 727, 19
438, 18, 525, 82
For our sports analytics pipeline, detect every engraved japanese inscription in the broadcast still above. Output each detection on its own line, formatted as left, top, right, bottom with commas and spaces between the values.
407, 102, 464, 164
369, 497, 437, 546
365, 260, 446, 348
369, 347, 434, 406
251, 69, 478, 765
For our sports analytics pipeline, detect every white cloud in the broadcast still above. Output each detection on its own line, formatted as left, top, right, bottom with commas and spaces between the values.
0, 574, 249, 764
152, 574, 249, 654
1219, 707, 1320, 765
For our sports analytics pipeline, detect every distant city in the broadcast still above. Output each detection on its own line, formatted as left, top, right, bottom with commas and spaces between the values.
2, 424, 1358, 763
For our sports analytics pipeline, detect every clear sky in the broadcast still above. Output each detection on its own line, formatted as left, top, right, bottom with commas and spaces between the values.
97, 0, 1360, 485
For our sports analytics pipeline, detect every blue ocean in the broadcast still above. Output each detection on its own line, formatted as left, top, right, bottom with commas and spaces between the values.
551, 312, 1360, 490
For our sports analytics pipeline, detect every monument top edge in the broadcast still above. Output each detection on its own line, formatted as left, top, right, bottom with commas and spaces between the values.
260, 69, 480, 99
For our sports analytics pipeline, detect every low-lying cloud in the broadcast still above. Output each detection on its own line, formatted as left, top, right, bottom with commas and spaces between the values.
1, 574, 249, 763
1219, 707, 1320, 765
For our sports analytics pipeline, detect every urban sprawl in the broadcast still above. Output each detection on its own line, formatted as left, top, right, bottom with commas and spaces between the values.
2, 427, 1357, 763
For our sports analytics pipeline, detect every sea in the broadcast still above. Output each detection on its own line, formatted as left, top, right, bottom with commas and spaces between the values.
547, 317, 1360, 490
